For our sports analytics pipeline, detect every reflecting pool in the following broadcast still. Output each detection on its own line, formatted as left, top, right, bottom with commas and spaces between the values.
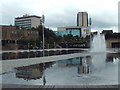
1, 52, 119, 85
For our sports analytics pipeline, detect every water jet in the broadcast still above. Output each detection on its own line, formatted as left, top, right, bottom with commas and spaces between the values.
91, 32, 106, 52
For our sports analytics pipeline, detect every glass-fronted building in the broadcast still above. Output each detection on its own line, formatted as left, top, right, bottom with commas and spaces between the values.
57, 26, 90, 38
55, 29, 81, 37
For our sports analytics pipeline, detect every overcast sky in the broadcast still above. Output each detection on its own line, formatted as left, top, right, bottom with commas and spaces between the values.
0, 0, 119, 32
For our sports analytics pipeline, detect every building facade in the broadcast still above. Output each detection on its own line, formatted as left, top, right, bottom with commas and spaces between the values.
77, 12, 88, 27
57, 26, 90, 37
2, 25, 39, 40
57, 12, 90, 38
15, 15, 42, 29
56, 26, 81, 36
55, 30, 80, 37
1, 25, 39, 50
106, 39, 120, 48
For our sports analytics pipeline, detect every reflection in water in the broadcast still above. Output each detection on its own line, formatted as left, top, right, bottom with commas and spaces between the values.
91, 52, 107, 72
15, 64, 43, 80
58, 56, 92, 74
15, 56, 93, 85
15, 54, 117, 81
11, 53, 119, 85
2, 50, 82, 60
57, 57, 92, 74
15, 62, 53, 81
42, 62, 46, 85
78, 56, 92, 74
43, 74, 46, 85
106, 53, 120, 62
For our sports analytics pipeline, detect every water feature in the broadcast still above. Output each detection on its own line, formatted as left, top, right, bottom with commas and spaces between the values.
91, 32, 106, 52
90, 31, 107, 73
1, 54, 119, 85
1, 31, 119, 86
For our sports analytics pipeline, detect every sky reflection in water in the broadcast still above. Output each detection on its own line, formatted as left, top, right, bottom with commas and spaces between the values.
2, 52, 119, 85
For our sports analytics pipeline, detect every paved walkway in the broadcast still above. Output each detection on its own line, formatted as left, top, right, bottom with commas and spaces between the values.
1, 84, 119, 89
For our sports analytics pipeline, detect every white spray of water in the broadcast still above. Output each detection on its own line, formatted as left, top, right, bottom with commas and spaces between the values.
90, 32, 107, 71
91, 32, 106, 52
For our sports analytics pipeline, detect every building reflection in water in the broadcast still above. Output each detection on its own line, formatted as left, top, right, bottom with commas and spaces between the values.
14, 53, 119, 84
78, 56, 92, 74
106, 53, 120, 62
57, 56, 92, 74
15, 62, 54, 81
15, 64, 43, 81
2, 50, 82, 60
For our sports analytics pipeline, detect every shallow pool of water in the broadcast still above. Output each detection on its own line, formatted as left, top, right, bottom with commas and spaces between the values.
1, 52, 119, 85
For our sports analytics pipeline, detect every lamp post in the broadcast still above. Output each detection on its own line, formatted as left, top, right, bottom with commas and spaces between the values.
42, 14, 45, 57
15, 39, 18, 59
28, 42, 30, 58
89, 17, 92, 40
42, 14, 46, 85
89, 17, 92, 48
48, 43, 49, 56
54, 42, 55, 49
34, 42, 36, 57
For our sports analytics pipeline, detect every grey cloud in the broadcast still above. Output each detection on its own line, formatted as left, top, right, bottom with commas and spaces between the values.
1, 1, 118, 32
1, 2, 33, 25
45, 9, 117, 31
92, 19, 117, 29
91, 12, 117, 30
45, 8, 81, 27
45, 13, 76, 27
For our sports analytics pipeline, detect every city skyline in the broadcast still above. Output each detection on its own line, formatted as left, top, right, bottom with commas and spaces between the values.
0, 0, 119, 32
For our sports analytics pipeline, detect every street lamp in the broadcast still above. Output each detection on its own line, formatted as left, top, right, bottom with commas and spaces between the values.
54, 42, 56, 48
15, 39, 18, 59
28, 42, 30, 58
15, 39, 18, 50
89, 17, 92, 40
89, 17, 92, 48
42, 14, 45, 57
42, 14, 46, 85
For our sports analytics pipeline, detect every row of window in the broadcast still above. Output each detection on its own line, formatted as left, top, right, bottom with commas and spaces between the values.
15, 22, 31, 25
15, 23, 31, 26
56, 30, 80, 37
15, 19, 31, 23
15, 19, 32, 29
10, 31, 39, 35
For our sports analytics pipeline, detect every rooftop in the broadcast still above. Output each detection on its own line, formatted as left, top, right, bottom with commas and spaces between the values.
15, 15, 41, 19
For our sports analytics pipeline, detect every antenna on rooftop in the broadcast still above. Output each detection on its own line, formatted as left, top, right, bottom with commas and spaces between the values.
89, 17, 92, 26
23, 14, 29, 17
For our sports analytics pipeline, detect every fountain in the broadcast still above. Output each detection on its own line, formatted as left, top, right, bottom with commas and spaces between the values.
90, 32, 107, 72
91, 31, 106, 52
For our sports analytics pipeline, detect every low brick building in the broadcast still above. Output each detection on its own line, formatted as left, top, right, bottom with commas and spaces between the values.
106, 39, 120, 48
1, 25, 39, 50
102, 30, 120, 48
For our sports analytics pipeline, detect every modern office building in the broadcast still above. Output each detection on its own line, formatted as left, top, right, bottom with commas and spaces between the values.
55, 26, 81, 36
57, 26, 90, 37
55, 30, 80, 37
15, 15, 42, 29
77, 12, 88, 27
57, 12, 90, 38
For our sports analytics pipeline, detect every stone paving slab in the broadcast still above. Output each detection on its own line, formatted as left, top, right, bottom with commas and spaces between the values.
1, 84, 119, 88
